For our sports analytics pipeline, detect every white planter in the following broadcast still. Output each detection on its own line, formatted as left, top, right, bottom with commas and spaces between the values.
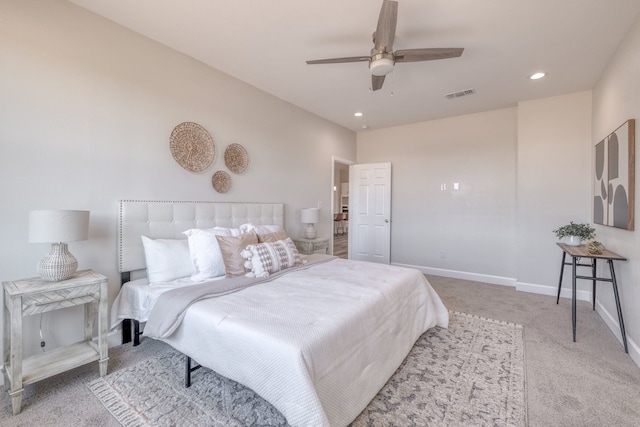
564, 235, 582, 246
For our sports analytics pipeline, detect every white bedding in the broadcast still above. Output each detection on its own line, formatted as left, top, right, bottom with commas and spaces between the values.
110, 276, 224, 329
158, 257, 448, 427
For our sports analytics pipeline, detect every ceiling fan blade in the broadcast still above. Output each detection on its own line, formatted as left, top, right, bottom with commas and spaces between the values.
306, 56, 370, 65
394, 48, 464, 63
374, 0, 398, 52
372, 75, 386, 91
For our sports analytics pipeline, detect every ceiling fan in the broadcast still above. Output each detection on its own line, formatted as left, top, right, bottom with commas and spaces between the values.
306, 0, 464, 91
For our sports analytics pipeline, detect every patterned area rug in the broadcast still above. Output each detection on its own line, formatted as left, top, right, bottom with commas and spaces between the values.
88, 312, 526, 426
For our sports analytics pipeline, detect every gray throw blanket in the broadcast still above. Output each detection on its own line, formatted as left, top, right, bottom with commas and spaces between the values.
145, 255, 335, 339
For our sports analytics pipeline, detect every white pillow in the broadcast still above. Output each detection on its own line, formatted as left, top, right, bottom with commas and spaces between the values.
141, 236, 194, 283
239, 223, 285, 235
241, 237, 302, 278
183, 227, 242, 281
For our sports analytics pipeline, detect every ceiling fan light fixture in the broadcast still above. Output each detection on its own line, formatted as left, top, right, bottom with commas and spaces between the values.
370, 57, 394, 76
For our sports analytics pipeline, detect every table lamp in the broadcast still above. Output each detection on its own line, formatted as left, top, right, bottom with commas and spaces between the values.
28, 210, 90, 281
301, 208, 320, 239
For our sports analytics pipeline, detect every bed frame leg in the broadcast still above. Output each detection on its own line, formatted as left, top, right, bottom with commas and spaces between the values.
133, 320, 141, 346
184, 356, 201, 388
122, 319, 132, 345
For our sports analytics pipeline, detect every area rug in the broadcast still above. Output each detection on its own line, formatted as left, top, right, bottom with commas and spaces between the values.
88, 312, 526, 426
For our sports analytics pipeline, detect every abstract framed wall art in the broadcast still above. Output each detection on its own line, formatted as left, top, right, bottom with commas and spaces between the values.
593, 119, 635, 230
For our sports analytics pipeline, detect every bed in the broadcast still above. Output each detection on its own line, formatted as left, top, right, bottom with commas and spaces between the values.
113, 200, 448, 427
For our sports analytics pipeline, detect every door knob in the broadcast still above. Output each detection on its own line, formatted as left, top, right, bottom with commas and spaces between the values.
385, 219, 389, 223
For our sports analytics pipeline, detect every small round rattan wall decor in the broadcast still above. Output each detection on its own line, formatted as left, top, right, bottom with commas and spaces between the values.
169, 122, 215, 172
224, 143, 249, 174
212, 170, 231, 193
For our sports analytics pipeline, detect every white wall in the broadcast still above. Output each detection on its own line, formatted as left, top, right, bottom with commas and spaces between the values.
592, 13, 640, 365
516, 92, 593, 295
357, 83, 638, 363
0, 0, 355, 358
357, 108, 518, 282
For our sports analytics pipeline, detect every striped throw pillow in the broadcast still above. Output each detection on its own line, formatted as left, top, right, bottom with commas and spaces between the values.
241, 238, 301, 278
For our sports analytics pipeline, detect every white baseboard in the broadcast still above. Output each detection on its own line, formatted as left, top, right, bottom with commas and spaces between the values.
515, 281, 592, 302
392, 263, 517, 287
107, 329, 123, 348
596, 300, 640, 366
397, 261, 638, 369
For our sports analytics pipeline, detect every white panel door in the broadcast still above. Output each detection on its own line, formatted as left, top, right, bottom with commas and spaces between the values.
349, 162, 391, 263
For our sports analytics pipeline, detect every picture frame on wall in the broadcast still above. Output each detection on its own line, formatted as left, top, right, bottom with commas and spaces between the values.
593, 119, 635, 230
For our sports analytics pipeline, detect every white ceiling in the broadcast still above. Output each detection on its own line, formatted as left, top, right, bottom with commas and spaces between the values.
69, 0, 640, 132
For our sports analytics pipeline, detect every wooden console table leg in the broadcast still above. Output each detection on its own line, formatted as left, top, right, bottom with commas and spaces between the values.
608, 260, 628, 353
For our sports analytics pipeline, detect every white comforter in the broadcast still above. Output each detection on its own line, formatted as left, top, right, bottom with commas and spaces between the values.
153, 259, 448, 427
159, 257, 448, 426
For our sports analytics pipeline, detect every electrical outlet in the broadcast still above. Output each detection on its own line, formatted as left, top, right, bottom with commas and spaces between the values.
439, 250, 446, 259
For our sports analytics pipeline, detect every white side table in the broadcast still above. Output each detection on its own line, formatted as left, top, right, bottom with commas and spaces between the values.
293, 237, 330, 255
2, 270, 108, 415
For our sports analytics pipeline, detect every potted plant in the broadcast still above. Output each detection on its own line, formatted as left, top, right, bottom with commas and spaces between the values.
552, 221, 596, 246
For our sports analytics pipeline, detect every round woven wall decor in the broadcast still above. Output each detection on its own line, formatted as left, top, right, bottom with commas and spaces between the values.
224, 143, 249, 174
169, 122, 215, 172
212, 170, 231, 193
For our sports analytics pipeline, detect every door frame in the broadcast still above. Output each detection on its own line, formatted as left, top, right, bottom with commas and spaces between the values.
331, 156, 354, 256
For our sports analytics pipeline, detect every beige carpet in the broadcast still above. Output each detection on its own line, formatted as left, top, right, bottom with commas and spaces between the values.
86, 311, 525, 426
1, 275, 639, 426
429, 276, 640, 427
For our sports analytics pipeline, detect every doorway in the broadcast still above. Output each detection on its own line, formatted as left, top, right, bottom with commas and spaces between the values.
332, 157, 353, 258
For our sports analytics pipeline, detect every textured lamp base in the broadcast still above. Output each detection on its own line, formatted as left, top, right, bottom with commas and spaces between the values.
38, 242, 78, 281
304, 224, 318, 239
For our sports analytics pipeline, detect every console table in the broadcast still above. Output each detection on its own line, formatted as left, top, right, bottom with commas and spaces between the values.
556, 243, 627, 353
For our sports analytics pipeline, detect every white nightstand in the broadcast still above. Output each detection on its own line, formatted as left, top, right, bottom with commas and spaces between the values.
2, 270, 108, 415
293, 237, 330, 255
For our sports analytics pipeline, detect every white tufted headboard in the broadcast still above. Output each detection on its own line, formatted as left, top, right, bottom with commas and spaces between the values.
118, 200, 284, 273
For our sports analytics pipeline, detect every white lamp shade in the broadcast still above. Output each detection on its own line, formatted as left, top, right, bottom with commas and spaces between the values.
301, 208, 320, 224
29, 210, 90, 243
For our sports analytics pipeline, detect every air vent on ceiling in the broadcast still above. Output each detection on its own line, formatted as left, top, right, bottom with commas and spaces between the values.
445, 88, 475, 99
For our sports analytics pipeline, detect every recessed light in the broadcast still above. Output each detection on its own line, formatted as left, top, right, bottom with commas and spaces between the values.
529, 72, 546, 80
354, 112, 364, 117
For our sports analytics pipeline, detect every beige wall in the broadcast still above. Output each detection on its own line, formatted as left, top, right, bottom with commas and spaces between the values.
0, 0, 355, 357
357, 108, 518, 282
357, 81, 638, 363
592, 13, 640, 365
516, 91, 593, 294
2, 0, 638, 368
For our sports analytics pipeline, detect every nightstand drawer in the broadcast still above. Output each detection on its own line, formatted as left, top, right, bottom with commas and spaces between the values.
21, 283, 101, 316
